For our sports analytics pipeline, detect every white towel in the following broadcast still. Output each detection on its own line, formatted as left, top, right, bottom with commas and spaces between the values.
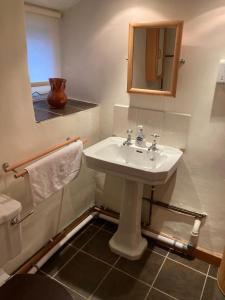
25, 140, 83, 206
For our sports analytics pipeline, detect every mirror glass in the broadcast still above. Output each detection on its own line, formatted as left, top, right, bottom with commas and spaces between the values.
127, 21, 183, 97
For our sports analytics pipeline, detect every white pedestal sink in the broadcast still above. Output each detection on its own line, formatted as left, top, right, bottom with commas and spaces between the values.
109, 180, 147, 260
83, 137, 183, 260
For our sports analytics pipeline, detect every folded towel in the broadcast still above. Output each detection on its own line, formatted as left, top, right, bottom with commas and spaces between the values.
25, 140, 83, 206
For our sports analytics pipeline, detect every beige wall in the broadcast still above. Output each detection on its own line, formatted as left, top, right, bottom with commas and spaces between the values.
0, 0, 100, 273
61, 0, 225, 253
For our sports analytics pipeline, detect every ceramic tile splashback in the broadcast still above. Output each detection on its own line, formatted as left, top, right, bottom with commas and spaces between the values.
113, 105, 191, 149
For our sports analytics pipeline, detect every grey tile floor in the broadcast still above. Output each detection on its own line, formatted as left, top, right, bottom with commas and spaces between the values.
39, 218, 225, 300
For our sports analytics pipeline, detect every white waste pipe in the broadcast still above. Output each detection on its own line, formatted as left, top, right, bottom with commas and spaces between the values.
28, 212, 98, 274
0, 269, 10, 287
189, 218, 202, 248
27, 210, 197, 275
141, 228, 186, 251
191, 219, 202, 237
98, 213, 188, 251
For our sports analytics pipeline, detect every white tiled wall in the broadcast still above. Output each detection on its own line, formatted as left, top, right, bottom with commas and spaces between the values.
113, 105, 191, 149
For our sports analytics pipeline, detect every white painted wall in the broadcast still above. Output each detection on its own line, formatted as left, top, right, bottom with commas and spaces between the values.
61, 0, 225, 253
0, 0, 100, 273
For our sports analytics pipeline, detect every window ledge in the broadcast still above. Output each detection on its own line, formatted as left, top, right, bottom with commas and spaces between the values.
33, 98, 98, 122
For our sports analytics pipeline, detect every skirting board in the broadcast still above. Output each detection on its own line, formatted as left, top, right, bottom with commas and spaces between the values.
14, 206, 222, 276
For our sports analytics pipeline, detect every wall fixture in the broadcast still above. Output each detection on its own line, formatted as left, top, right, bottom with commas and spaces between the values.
127, 20, 184, 97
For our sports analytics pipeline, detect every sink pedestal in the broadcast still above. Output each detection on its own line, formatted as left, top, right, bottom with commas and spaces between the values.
109, 180, 147, 260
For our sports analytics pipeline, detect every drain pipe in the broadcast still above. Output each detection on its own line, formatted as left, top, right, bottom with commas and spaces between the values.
0, 269, 10, 287
24, 209, 189, 274
97, 212, 188, 252
143, 196, 207, 249
28, 212, 98, 274
17, 208, 204, 275
189, 218, 202, 248
191, 219, 202, 237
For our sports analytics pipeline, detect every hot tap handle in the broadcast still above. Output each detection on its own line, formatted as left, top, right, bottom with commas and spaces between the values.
123, 129, 133, 146
127, 129, 133, 138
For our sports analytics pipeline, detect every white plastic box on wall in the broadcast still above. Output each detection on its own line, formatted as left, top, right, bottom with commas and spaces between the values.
217, 59, 225, 83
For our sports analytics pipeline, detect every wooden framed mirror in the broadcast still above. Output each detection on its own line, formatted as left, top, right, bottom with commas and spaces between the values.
127, 21, 183, 97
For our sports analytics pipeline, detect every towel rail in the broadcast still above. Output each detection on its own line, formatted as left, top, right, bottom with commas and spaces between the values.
2, 136, 86, 179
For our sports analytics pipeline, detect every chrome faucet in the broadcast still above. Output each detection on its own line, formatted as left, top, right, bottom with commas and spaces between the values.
123, 129, 133, 146
148, 133, 160, 152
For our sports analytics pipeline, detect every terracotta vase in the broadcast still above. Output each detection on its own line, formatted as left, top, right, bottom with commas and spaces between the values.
47, 78, 68, 108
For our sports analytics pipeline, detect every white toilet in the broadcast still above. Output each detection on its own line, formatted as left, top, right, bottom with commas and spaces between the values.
0, 194, 73, 300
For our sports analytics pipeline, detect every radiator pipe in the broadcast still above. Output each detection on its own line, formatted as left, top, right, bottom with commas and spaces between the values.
28, 212, 98, 274
20, 208, 204, 275
143, 197, 207, 219
98, 212, 188, 252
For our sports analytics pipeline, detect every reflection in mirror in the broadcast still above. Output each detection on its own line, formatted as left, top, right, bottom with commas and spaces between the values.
127, 21, 183, 97
211, 59, 225, 119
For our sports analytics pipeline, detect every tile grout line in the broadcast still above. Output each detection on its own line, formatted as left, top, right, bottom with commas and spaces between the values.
150, 249, 168, 258
79, 248, 151, 287
144, 251, 170, 300
73, 248, 209, 300
166, 256, 208, 276
41, 220, 209, 300
208, 274, 217, 280
78, 238, 207, 291
87, 256, 121, 300
52, 276, 87, 299
78, 223, 106, 250
99, 229, 209, 276
199, 264, 210, 300
152, 287, 180, 300
68, 223, 103, 250
34, 107, 62, 116
52, 222, 105, 278
79, 249, 112, 268
52, 247, 80, 278
151, 251, 170, 286
113, 266, 152, 287
38, 267, 87, 299
38, 269, 51, 277
41, 255, 174, 300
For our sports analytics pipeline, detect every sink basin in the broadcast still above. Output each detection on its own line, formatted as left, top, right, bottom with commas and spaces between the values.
83, 136, 183, 260
83, 136, 183, 185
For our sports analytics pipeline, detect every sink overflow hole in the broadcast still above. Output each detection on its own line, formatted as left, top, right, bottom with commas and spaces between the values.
136, 150, 143, 153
